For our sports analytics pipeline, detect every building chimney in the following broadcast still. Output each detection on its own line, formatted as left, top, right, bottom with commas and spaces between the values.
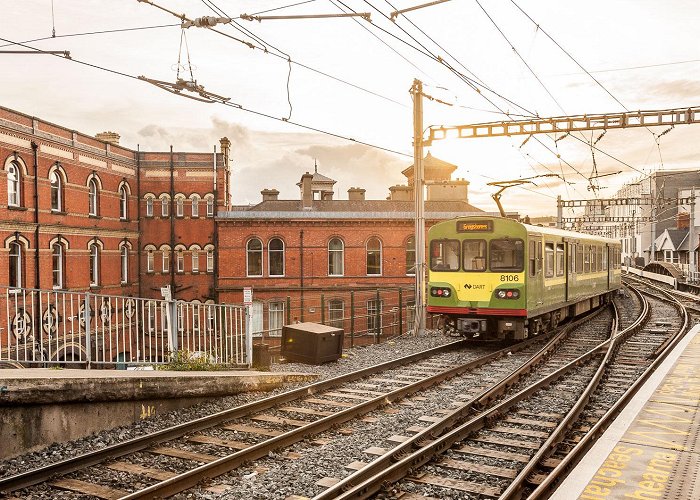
301, 172, 313, 208
388, 185, 413, 201
261, 189, 279, 201
348, 187, 366, 201
95, 131, 120, 145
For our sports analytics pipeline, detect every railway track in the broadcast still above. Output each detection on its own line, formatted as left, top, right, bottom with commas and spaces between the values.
308, 283, 689, 500
2, 336, 552, 499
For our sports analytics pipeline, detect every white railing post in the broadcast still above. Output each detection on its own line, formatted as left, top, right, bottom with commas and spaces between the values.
245, 304, 252, 367
84, 292, 92, 369
168, 299, 179, 355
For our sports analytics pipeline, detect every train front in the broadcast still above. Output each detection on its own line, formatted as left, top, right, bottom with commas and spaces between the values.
427, 217, 527, 340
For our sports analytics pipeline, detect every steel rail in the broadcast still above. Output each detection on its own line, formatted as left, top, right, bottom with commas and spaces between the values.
316, 305, 614, 499
501, 286, 649, 499
117, 334, 553, 499
529, 283, 688, 498
0, 339, 468, 492
331, 327, 613, 499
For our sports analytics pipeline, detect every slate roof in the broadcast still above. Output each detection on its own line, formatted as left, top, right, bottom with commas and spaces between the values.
219, 199, 486, 220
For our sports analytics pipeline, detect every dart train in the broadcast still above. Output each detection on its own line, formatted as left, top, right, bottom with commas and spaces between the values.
427, 216, 621, 340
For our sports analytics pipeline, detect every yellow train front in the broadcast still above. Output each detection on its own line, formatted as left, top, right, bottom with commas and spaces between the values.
427, 216, 621, 340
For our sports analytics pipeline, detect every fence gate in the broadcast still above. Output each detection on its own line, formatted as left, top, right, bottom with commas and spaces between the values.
0, 287, 251, 368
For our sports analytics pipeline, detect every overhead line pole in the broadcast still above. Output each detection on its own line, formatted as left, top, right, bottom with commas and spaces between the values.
412, 79, 426, 336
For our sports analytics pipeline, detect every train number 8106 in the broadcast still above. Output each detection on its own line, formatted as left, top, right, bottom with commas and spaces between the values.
500, 275, 520, 282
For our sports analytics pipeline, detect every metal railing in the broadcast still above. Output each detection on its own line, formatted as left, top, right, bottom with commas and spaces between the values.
0, 287, 251, 368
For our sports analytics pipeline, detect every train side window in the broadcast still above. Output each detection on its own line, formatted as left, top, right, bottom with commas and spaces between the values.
591, 246, 597, 272
603, 246, 608, 270
583, 245, 590, 273
569, 243, 575, 273
556, 243, 565, 276
544, 242, 554, 278
536, 239, 543, 273
576, 244, 583, 274
430, 239, 460, 272
462, 240, 487, 272
490, 239, 524, 272
529, 240, 537, 276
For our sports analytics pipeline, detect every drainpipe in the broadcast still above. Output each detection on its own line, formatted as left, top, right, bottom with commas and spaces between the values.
136, 146, 142, 298
31, 142, 40, 291
213, 144, 218, 301
170, 146, 175, 297
300, 229, 304, 322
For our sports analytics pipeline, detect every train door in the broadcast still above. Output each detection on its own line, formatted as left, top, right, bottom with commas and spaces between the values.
528, 234, 544, 309
565, 240, 572, 302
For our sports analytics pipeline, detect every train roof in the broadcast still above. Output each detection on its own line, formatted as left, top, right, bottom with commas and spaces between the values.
437, 215, 621, 245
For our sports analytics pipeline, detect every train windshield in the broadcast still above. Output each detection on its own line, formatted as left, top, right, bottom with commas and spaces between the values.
430, 239, 460, 271
490, 239, 524, 272
462, 240, 487, 272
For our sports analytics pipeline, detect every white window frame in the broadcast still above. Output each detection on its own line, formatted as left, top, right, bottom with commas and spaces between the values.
268, 301, 284, 337
9, 241, 22, 288
88, 178, 99, 216
89, 243, 100, 286
176, 197, 184, 217
206, 248, 214, 273
206, 196, 214, 217
191, 195, 199, 218
405, 236, 416, 276
52, 242, 64, 289
146, 197, 154, 217
119, 186, 128, 220
147, 249, 154, 272
328, 238, 344, 276
247, 238, 263, 277
120, 245, 129, 283
366, 237, 383, 276
50, 170, 63, 212
192, 249, 199, 273
177, 249, 184, 273
7, 162, 20, 207
162, 250, 170, 273
268, 238, 285, 277
161, 197, 169, 217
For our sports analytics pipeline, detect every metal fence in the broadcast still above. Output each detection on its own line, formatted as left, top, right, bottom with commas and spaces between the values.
0, 287, 251, 368
249, 287, 437, 347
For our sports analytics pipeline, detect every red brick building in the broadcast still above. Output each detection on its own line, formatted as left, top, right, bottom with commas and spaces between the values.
217, 157, 484, 337
1, 105, 487, 340
0, 106, 230, 303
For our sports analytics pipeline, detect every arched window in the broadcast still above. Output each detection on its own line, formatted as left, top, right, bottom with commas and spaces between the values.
176, 247, 184, 273
8, 240, 23, 288
49, 169, 64, 212
160, 245, 170, 273
206, 246, 214, 273
120, 244, 129, 283
366, 237, 382, 276
191, 194, 200, 218
268, 238, 285, 277
206, 195, 215, 217
52, 242, 65, 288
328, 238, 344, 276
88, 177, 99, 216
119, 184, 129, 220
89, 242, 100, 286
7, 161, 20, 207
175, 196, 184, 217
247, 238, 263, 277
405, 235, 416, 276
145, 195, 154, 217
161, 195, 169, 217
145, 245, 156, 273
191, 248, 199, 273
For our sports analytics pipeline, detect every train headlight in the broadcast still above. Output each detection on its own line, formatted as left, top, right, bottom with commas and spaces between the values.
431, 287, 452, 298
443, 289, 450, 297
495, 289, 520, 300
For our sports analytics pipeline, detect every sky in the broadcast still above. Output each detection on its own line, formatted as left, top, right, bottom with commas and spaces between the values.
1, 0, 699, 216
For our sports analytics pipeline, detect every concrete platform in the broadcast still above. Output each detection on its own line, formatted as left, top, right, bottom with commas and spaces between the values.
0, 368, 317, 460
551, 324, 700, 500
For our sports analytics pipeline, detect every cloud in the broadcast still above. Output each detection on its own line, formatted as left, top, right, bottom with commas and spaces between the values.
643, 79, 700, 101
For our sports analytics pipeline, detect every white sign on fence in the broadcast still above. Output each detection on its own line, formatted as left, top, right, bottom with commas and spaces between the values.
243, 287, 253, 305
